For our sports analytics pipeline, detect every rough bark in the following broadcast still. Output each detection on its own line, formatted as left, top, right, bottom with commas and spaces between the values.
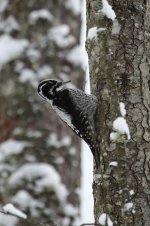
0, 0, 84, 225
86, 0, 150, 225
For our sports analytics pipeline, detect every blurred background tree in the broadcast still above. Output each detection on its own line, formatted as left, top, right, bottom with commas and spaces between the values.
0, 0, 85, 225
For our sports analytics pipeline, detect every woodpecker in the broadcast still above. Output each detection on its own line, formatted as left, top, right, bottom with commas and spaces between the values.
37, 79, 100, 169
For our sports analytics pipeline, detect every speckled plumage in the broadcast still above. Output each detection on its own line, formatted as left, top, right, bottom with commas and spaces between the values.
37, 79, 100, 169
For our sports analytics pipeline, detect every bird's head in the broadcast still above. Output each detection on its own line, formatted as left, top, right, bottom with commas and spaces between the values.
37, 79, 71, 100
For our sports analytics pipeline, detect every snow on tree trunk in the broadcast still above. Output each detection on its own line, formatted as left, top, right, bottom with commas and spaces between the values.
86, 0, 150, 225
0, 0, 84, 225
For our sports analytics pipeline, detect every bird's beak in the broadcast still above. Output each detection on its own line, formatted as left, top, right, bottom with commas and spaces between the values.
61, 80, 71, 86
57, 80, 71, 88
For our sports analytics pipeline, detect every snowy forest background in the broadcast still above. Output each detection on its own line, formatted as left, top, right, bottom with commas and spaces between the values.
0, 0, 95, 225
1, 0, 145, 225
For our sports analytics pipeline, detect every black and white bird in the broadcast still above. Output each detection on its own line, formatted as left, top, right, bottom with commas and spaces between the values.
37, 79, 100, 169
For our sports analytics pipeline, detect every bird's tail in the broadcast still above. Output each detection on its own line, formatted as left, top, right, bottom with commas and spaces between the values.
90, 146, 100, 170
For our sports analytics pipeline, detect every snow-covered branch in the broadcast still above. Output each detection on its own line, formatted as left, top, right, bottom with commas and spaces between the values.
0, 203, 27, 219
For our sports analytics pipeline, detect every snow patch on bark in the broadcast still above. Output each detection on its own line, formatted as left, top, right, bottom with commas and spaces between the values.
110, 132, 119, 141
110, 102, 130, 141
109, 161, 118, 167
123, 202, 133, 212
113, 117, 131, 140
99, 213, 113, 226
102, 0, 116, 21
112, 19, 121, 34
119, 102, 126, 117
87, 26, 106, 40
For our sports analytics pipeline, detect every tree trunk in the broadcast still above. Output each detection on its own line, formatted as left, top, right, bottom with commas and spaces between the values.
0, 0, 84, 225
86, 0, 150, 225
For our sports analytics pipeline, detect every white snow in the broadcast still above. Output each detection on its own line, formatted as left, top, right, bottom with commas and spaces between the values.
64, 203, 78, 216
94, 174, 109, 184
26, 130, 42, 138
19, 68, 37, 87
61, 217, 70, 226
67, 45, 88, 69
132, 209, 136, 214
37, 65, 53, 79
0, 0, 8, 13
130, 190, 134, 195
65, 0, 81, 15
0, 163, 13, 173
0, 139, 30, 162
0, 214, 18, 226
55, 157, 64, 164
14, 61, 24, 73
123, 202, 133, 212
2, 203, 27, 219
110, 131, 119, 141
99, 213, 113, 226
47, 133, 71, 148
113, 117, 131, 140
25, 155, 36, 162
107, 216, 113, 226
18, 65, 52, 87
0, 164, 13, 190
94, 173, 102, 183
110, 102, 130, 141
13, 127, 23, 136
0, 16, 20, 33
119, 102, 126, 117
99, 213, 107, 225
80, 142, 94, 223
29, 9, 53, 23
112, 19, 121, 34
102, 0, 116, 21
78, 0, 94, 224
109, 161, 118, 167
26, 48, 41, 62
12, 190, 34, 209
48, 24, 75, 48
0, 35, 28, 69
8, 163, 68, 202
87, 26, 106, 40
69, 147, 76, 155
12, 190, 44, 217
88, 27, 97, 40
